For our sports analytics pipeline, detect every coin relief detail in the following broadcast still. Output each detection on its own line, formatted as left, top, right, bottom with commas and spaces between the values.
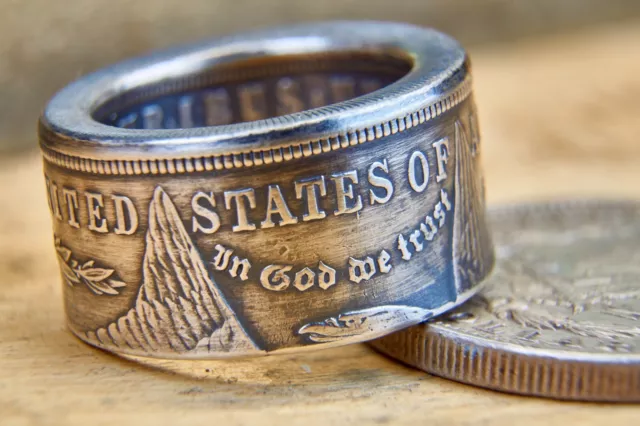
372, 202, 640, 401
44, 107, 487, 355
440, 205, 640, 354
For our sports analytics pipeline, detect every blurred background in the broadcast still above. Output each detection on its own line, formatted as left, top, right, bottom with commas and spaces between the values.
2, 0, 640, 155
2, 3, 640, 422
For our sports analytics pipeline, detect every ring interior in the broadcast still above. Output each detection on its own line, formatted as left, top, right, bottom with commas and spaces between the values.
92, 51, 413, 130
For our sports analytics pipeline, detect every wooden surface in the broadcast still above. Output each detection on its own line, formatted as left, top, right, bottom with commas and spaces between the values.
2, 22, 640, 425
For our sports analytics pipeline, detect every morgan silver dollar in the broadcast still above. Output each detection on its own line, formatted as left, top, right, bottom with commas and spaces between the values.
372, 201, 640, 401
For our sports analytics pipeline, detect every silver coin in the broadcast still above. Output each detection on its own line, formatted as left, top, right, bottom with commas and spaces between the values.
371, 201, 640, 401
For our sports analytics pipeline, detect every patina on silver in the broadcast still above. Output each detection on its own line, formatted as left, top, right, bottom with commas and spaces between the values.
39, 21, 494, 359
372, 201, 640, 401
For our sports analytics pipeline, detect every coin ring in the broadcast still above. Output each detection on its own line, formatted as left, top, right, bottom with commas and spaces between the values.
39, 21, 494, 359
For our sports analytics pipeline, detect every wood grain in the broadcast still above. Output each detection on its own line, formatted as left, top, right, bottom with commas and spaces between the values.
2, 22, 640, 425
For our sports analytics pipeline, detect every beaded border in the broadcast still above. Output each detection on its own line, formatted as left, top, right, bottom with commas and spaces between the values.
40, 77, 472, 176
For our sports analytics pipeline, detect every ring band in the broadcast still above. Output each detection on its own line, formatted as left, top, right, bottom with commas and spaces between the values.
39, 21, 494, 359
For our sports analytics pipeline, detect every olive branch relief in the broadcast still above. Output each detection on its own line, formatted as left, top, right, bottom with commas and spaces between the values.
54, 237, 126, 295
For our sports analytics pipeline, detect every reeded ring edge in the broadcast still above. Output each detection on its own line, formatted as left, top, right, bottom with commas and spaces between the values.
40, 76, 472, 175
39, 21, 472, 175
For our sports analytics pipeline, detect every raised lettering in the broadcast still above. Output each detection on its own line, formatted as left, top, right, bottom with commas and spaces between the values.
85, 192, 108, 233
142, 104, 163, 129
408, 150, 429, 193
434, 202, 446, 228
306, 76, 328, 108
178, 96, 194, 128
191, 191, 221, 234
112, 195, 138, 235
260, 265, 292, 291
45, 178, 63, 221
440, 189, 452, 211
229, 256, 251, 281
432, 138, 450, 183
397, 234, 412, 261
294, 176, 327, 222
348, 256, 376, 283
204, 89, 232, 125
317, 262, 337, 290
238, 83, 267, 122
212, 244, 233, 271
261, 185, 298, 229
409, 230, 424, 252
368, 159, 394, 205
331, 171, 363, 216
224, 188, 257, 232
377, 250, 392, 274
62, 188, 79, 228
276, 78, 305, 115
294, 267, 315, 291
117, 113, 137, 128
421, 216, 437, 241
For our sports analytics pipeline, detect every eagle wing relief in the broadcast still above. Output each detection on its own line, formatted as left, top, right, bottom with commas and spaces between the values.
452, 118, 493, 293
298, 305, 433, 343
84, 187, 261, 355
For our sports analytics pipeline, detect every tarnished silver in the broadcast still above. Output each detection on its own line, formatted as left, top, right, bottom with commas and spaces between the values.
372, 201, 640, 401
39, 21, 493, 359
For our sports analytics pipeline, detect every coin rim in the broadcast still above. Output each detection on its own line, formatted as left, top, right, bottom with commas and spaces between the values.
372, 200, 640, 401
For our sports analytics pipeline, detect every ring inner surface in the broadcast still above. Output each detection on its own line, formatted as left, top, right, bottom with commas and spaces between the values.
92, 51, 413, 130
